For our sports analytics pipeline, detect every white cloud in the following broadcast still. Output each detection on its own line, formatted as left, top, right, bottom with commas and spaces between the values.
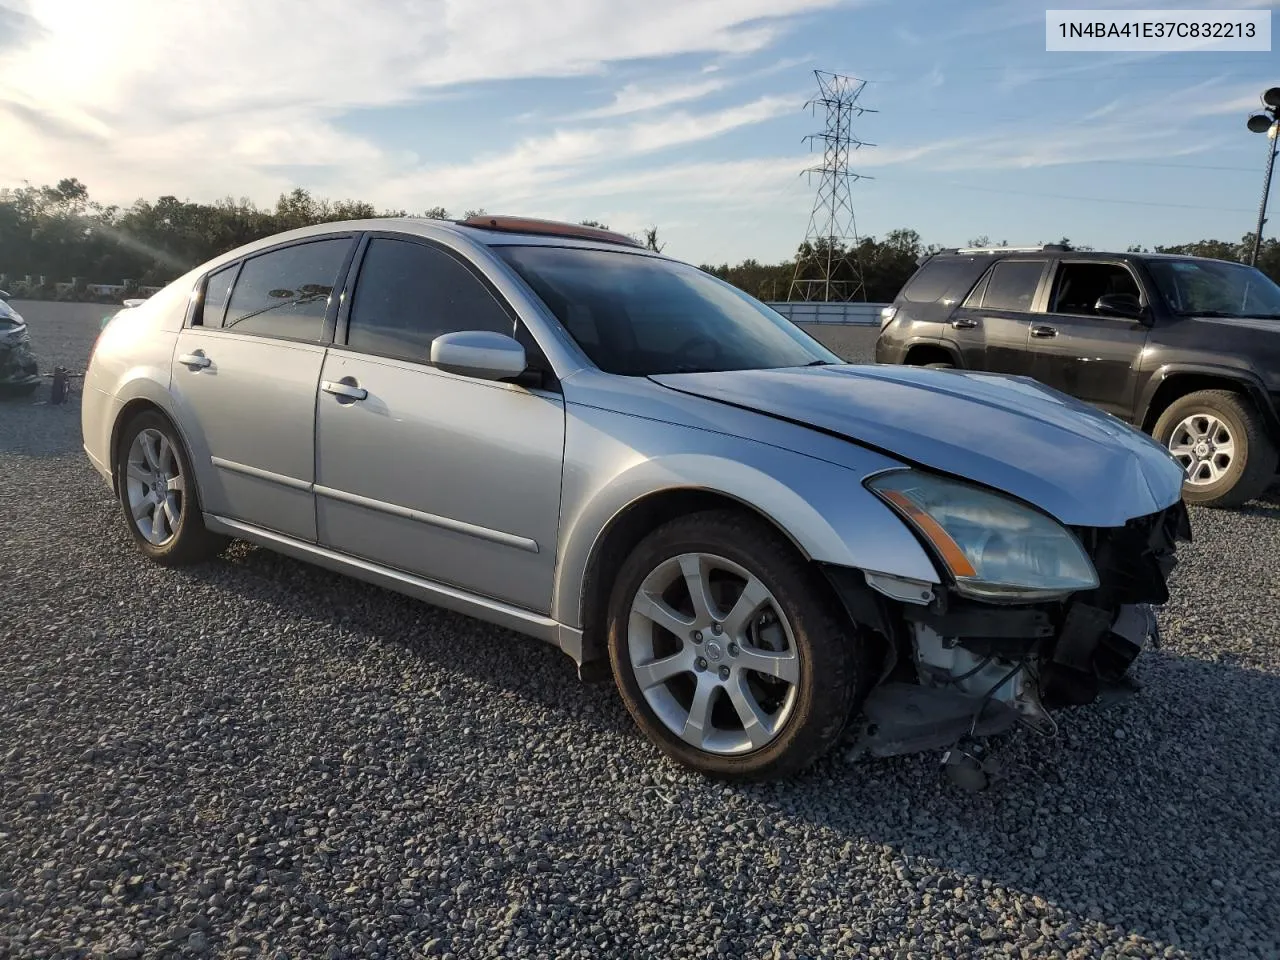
564, 79, 730, 120
537, 155, 813, 205
1081, 99, 1124, 121
0, 0, 854, 207
1185, 90, 1274, 117
367, 95, 801, 213
853, 115, 1229, 175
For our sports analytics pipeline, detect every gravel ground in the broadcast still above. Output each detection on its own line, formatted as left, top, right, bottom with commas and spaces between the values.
1, 302, 1278, 959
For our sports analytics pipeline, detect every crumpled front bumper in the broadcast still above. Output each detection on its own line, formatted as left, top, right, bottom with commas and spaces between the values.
0, 333, 41, 393
843, 499, 1193, 759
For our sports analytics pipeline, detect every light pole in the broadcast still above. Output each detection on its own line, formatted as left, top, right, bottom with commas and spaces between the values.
1245, 87, 1280, 267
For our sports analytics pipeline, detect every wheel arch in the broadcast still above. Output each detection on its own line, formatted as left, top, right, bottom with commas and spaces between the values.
901, 339, 962, 368
555, 455, 940, 668
576, 488, 807, 666
1139, 365, 1280, 437
107, 390, 208, 504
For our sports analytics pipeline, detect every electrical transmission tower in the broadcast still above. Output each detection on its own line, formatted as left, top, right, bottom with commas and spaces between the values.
788, 71, 876, 302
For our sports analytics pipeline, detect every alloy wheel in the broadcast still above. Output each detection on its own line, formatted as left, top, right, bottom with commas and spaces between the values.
626, 552, 800, 755
124, 427, 185, 545
1168, 413, 1235, 486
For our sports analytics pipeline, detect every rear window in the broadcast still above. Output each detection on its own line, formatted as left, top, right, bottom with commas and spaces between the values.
981, 259, 1046, 312
223, 238, 352, 342
900, 257, 985, 304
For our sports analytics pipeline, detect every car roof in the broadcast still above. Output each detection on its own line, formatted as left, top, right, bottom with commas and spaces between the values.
205, 216, 661, 265
924, 246, 1239, 266
149, 215, 684, 306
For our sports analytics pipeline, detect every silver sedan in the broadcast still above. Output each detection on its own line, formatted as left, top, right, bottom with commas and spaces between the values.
82, 215, 1191, 781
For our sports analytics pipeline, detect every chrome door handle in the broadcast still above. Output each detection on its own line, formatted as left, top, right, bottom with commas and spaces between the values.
1030, 325, 1058, 338
177, 352, 211, 369
950, 317, 978, 329
321, 379, 368, 401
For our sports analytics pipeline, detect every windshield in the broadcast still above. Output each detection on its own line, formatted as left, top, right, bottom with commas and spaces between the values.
1145, 258, 1280, 318
494, 245, 841, 376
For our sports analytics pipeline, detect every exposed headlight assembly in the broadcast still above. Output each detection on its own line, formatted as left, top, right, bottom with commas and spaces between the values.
867, 470, 1098, 602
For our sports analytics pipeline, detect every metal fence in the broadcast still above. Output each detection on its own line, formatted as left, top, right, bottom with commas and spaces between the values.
765, 301, 889, 325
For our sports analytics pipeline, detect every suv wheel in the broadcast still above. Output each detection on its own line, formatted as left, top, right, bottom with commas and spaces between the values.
606, 509, 868, 780
116, 411, 228, 565
1152, 389, 1278, 508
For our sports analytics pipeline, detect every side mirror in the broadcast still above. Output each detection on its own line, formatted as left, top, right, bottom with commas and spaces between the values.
430, 330, 527, 382
1094, 293, 1144, 319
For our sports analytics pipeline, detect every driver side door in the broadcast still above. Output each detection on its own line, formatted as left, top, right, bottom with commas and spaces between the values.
1027, 259, 1151, 419
314, 235, 566, 613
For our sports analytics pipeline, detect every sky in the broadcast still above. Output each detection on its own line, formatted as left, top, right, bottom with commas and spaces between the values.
0, 0, 1278, 267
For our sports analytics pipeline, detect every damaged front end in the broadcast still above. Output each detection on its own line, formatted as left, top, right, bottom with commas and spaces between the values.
832, 485, 1191, 775
0, 310, 41, 398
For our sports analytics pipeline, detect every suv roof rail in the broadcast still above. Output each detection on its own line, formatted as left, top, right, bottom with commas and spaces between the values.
943, 243, 1073, 255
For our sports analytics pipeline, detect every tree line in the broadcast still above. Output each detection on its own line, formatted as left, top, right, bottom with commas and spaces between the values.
2, 178, 1278, 303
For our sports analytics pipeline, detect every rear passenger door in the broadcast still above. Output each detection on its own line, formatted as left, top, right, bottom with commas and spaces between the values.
170, 236, 356, 541
945, 258, 1048, 373
1027, 259, 1151, 419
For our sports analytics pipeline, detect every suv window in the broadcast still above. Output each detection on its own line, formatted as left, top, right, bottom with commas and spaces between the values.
346, 238, 514, 363
224, 238, 351, 341
1145, 257, 1280, 317
201, 264, 237, 328
901, 258, 982, 303
981, 260, 1045, 312
1049, 262, 1141, 315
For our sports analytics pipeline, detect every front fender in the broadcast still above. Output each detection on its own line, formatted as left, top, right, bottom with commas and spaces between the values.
551, 404, 940, 629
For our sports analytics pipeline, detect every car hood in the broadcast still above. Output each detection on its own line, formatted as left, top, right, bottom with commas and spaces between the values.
650, 364, 1185, 528
0, 300, 22, 326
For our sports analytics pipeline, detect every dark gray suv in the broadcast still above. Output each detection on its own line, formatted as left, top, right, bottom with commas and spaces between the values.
875, 244, 1280, 508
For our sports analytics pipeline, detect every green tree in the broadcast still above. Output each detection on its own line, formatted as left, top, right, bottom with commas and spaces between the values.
3, 179, 1277, 301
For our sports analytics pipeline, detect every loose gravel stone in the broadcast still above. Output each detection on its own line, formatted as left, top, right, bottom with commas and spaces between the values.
1, 302, 1277, 958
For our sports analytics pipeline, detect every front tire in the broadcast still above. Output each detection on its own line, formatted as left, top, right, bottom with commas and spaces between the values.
1153, 389, 1277, 508
115, 411, 228, 566
606, 509, 868, 780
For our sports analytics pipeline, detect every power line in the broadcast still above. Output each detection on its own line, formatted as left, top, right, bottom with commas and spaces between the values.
873, 176, 1256, 213
1081, 158, 1257, 173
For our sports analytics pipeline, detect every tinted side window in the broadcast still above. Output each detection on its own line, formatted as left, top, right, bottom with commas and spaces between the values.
1049, 262, 1141, 315
901, 258, 983, 304
982, 260, 1046, 312
224, 239, 351, 341
962, 271, 991, 308
346, 238, 514, 363
200, 264, 236, 328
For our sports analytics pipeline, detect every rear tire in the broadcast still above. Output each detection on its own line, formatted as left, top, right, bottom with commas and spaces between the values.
115, 411, 228, 566
1152, 389, 1277, 508
606, 509, 869, 780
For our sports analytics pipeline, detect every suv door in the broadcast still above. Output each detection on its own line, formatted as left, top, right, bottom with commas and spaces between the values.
1028, 259, 1151, 419
170, 236, 356, 541
945, 258, 1048, 373
314, 235, 565, 614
